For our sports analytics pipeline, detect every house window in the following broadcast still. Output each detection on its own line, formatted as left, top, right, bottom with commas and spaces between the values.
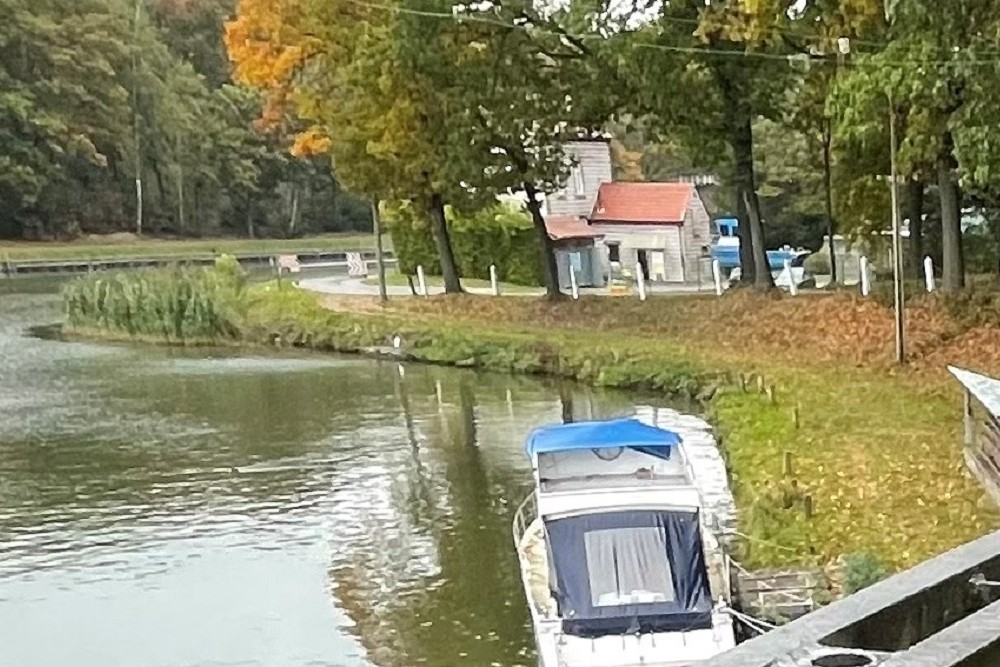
572, 164, 586, 197
607, 243, 620, 263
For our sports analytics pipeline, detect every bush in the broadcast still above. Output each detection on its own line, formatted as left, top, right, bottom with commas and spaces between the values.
62, 255, 248, 341
842, 552, 890, 594
385, 201, 544, 286
803, 252, 831, 276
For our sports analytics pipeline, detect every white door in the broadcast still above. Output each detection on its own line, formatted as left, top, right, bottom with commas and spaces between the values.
664, 226, 685, 282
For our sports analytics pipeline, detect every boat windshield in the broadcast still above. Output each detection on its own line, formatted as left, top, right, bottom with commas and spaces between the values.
544, 509, 713, 637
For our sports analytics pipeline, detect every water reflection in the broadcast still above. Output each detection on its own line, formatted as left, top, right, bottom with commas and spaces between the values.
0, 284, 675, 667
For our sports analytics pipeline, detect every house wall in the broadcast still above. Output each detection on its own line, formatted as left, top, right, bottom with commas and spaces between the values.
545, 141, 613, 218
555, 241, 605, 289
683, 190, 715, 284
592, 224, 686, 282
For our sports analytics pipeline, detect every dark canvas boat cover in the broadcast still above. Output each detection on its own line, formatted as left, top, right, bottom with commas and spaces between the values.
545, 509, 713, 637
525, 418, 681, 460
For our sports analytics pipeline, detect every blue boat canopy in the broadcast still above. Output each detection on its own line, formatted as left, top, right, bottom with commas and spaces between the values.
525, 418, 681, 459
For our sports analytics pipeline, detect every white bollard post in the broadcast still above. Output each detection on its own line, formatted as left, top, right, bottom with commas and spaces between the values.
490, 264, 500, 296
859, 256, 870, 296
784, 258, 798, 296
712, 259, 723, 297
416, 265, 428, 297
924, 256, 935, 293
569, 266, 579, 300
636, 262, 647, 302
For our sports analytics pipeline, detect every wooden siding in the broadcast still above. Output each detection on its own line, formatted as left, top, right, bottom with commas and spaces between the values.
591, 223, 686, 282
966, 397, 1000, 507
545, 141, 613, 218
683, 189, 714, 284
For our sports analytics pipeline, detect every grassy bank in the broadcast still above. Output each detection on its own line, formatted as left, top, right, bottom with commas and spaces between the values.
3, 232, 381, 262
61, 265, 1000, 571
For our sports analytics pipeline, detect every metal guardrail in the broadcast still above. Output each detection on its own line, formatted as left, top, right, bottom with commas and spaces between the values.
1, 249, 397, 276
512, 491, 538, 547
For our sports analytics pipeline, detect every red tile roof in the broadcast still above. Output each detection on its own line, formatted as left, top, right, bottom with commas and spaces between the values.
545, 215, 603, 241
590, 182, 695, 224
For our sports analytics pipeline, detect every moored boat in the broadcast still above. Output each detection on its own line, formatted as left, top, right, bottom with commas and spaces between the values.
512, 417, 737, 667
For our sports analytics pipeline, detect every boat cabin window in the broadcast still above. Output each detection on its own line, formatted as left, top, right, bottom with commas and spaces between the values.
538, 447, 689, 492
585, 527, 675, 606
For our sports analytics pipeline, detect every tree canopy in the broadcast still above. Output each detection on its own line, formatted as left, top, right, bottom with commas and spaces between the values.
8, 0, 1000, 293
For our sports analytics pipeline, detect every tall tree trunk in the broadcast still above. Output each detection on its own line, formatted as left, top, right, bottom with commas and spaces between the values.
177, 166, 186, 234
287, 185, 300, 237
733, 115, 773, 290
371, 199, 388, 304
427, 192, 462, 294
938, 133, 965, 292
246, 200, 255, 239
523, 181, 562, 300
735, 184, 754, 285
906, 179, 924, 280
822, 120, 838, 285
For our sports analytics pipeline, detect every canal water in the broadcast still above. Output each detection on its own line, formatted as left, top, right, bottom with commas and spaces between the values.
0, 280, 677, 667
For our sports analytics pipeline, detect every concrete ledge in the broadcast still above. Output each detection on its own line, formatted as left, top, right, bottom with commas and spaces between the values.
705, 529, 1000, 667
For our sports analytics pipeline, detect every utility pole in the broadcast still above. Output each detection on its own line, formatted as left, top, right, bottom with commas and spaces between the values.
888, 99, 905, 364
371, 199, 388, 304
882, 0, 905, 365
132, 0, 144, 237
841, 30, 905, 364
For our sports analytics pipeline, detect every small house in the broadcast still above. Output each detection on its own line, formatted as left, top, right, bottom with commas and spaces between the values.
545, 215, 606, 290
589, 182, 714, 284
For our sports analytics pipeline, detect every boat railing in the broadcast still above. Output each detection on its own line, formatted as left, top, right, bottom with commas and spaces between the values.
512, 491, 538, 546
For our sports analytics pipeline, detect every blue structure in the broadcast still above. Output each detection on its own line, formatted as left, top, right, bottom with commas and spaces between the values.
525, 418, 681, 460
710, 217, 810, 272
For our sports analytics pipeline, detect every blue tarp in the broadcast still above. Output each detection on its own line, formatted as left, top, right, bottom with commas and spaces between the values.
525, 419, 681, 459
545, 509, 714, 637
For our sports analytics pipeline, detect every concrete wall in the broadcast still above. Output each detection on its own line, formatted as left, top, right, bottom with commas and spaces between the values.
705, 527, 1000, 667
545, 141, 613, 218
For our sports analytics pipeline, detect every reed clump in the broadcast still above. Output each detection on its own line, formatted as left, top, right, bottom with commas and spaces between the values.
62, 255, 247, 342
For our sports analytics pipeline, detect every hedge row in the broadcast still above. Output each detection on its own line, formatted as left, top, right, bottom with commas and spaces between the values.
385, 201, 544, 286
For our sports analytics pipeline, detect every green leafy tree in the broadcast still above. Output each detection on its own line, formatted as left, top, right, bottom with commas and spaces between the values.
434, 0, 620, 299
617, 0, 792, 289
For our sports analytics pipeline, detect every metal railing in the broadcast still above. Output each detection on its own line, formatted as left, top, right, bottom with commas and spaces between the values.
512, 491, 538, 547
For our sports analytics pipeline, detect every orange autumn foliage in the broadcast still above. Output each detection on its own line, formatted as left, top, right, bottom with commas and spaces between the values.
290, 128, 332, 157
224, 0, 317, 136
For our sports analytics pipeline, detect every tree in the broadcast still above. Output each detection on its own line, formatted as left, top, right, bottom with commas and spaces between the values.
617, 0, 791, 290
226, 0, 468, 292
0, 0, 132, 238
431, 0, 618, 299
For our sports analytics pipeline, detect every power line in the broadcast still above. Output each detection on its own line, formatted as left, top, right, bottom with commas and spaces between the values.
340, 0, 1000, 68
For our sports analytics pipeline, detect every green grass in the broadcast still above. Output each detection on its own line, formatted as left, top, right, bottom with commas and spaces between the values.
361, 271, 541, 294
1, 232, 383, 262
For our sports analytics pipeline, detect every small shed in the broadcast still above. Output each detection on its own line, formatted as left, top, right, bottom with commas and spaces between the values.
951, 366, 1000, 507
588, 182, 714, 285
545, 215, 606, 290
